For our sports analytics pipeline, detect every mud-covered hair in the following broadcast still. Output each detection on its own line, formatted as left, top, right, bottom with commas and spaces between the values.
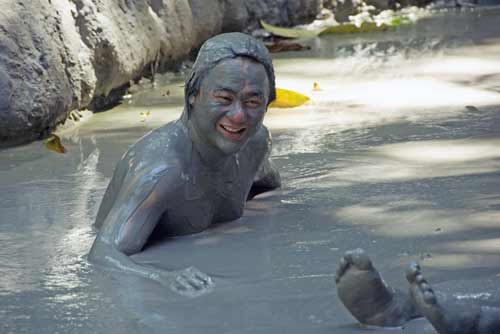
184, 32, 276, 117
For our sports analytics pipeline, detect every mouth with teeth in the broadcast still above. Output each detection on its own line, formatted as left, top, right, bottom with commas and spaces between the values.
217, 122, 247, 141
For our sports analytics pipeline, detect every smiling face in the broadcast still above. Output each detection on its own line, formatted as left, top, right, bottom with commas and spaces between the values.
188, 57, 270, 155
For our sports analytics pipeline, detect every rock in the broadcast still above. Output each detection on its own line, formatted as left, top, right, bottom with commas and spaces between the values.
243, 0, 322, 30
70, 0, 196, 104
189, 0, 225, 43
0, 0, 322, 147
221, 0, 323, 32
398, 0, 433, 6
332, 0, 361, 22
221, 0, 250, 32
0, 1, 75, 145
365, 0, 392, 10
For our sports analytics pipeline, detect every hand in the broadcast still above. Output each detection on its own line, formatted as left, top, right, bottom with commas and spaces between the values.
166, 267, 214, 297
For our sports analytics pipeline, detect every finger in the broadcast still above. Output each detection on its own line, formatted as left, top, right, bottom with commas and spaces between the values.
194, 272, 211, 285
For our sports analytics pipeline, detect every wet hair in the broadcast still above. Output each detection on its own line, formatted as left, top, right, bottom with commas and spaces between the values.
184, 32, 276, 116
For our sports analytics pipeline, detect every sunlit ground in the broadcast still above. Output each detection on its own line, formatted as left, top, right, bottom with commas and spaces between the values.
266, 47, 500, 130
64, 36, 500, 137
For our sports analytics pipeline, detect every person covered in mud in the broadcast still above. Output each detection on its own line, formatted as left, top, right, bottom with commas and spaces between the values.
336, 249, 500, 334
89, 33, 280, 296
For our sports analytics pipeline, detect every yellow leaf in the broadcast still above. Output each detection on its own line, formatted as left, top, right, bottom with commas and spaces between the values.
44, 134, 67, 154
313, 82, 322, 91
260, 20, 324, 39
140, 110, 151, 122
269, 88, 310, 108
320, 22, 391, 35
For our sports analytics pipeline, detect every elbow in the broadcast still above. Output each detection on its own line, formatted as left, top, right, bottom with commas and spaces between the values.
88, 235, 131, 265
272, 171, 282, 189
88, 236, 114, 265
115, 236, 144, 256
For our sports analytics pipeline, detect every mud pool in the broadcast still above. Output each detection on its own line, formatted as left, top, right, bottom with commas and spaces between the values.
2, 7, 500, 334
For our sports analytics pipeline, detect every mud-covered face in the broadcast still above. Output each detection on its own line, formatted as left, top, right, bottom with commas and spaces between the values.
189, 57, 270, 155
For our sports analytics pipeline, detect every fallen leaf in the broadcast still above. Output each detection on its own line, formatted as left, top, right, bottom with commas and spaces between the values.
139, 110, 151, 122
320, 22, 391, 35
44, 134, 67, 154
265, 41, 311, 53
260, 20, 324, 39
312, 82, 322, 91
269, 88, 310, 108
262, 18, 409, 40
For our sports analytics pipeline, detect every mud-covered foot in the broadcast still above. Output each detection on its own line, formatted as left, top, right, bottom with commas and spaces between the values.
335, 249, 420, 326
406, 262, 500, 334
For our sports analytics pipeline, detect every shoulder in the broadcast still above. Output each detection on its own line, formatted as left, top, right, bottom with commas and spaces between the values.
245, 124, 272, 156
240, 124, 272, 170
115, 158, 183, 206
121, 121, 187, 168
133, 121, 185, 156
117, 122, 187, 188
256, 124, 271, 140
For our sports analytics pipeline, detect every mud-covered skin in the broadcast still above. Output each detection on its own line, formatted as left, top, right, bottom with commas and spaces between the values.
336, 249, 500, 333
407, 262, 500, 334
335, 249, 420, 326
89, 33, 280, 297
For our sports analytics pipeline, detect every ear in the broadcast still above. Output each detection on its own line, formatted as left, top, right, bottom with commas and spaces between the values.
188, 95, 195, 106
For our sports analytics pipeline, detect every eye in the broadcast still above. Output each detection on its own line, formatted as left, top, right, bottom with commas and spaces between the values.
213, 92, 233, 105
245, 98, 262, 108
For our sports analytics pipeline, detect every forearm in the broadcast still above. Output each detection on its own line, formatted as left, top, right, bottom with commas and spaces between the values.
88, 237, 163, 281
88, 236, 214, 296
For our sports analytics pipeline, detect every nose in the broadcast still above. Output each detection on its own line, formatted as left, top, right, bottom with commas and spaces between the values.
226, 103, 246, 124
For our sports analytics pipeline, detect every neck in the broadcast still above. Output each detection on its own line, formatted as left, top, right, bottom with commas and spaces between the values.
183, 114, 234, 170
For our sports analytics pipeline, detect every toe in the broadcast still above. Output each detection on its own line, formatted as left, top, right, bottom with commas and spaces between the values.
416, 274, 426, 284
406, 262, 420, 282
420, 282, 432, 294
194, 272, 210, 285
347, 248, 372, 270
340, 256, 348, 269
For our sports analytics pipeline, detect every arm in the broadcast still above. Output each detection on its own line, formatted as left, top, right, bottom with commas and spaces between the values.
247, 126, 281, 200
248, 157, 281, 200
90, 164, 172, 275
89, 165, 213, 296
93, 158, 128, 229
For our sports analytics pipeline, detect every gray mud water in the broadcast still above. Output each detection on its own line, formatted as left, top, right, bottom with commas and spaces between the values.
2, 7, 500, 334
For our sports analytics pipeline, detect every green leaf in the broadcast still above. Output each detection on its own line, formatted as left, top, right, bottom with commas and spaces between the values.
260, 20, 324, 39
390, 17, 412, 26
